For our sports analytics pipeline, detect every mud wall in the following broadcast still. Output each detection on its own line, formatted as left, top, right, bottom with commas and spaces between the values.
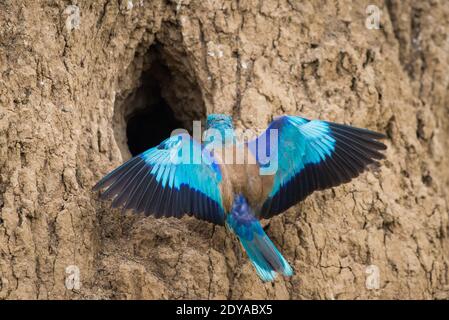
0, 0, 448, 299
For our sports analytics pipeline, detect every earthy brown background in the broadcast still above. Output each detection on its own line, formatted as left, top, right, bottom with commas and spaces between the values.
0, 0, 448, 299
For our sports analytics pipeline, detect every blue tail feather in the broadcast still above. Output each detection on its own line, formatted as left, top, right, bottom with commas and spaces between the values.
226, 195, 293, 281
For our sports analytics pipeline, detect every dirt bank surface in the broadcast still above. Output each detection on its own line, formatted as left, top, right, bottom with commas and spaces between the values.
0, 0, 448, 299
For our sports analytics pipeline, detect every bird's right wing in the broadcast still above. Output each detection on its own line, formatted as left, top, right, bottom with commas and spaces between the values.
248, 116, 387, 218
93, 133, 225, 225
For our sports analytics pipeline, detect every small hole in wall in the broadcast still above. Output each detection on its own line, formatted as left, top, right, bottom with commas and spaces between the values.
126, 103, 182, 156
114, 45, 206, 159
125, 73, 184, 156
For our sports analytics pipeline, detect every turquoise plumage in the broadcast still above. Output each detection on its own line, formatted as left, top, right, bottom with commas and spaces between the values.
93, 114, 386, 281
226, 195, 293, 281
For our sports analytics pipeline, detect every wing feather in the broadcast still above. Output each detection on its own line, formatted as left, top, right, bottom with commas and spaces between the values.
93, 133, 225, 225
248, 116, 386, 218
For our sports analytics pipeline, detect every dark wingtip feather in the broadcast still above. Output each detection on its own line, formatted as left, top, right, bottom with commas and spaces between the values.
92, 174, 112, 192
327, 121, 388, 140
92, 157, 141, 192
92, 182, 102, 192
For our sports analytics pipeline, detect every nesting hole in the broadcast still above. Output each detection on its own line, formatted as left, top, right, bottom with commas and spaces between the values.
125, 71, 184, 156
113, 45, 206, 158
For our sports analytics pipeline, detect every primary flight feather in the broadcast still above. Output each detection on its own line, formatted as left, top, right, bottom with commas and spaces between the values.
93, 114, 386, 281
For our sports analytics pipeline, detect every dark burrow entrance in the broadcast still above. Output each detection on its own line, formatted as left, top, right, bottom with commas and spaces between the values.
125, 72, 184, 156
113, 45, 206, 158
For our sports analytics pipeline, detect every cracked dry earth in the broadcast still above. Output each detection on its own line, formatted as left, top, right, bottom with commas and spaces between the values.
0, 0, 449, 299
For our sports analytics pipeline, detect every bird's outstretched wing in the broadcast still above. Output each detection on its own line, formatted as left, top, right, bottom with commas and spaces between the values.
248, 116, 387, 218
93, 133, 225, 225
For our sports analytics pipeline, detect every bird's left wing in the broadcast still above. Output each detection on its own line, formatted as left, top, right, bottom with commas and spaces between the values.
248, 116, 387, 219
93, 133, 225, 225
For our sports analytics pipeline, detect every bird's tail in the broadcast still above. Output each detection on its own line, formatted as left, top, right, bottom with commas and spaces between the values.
226, 195, 293, 282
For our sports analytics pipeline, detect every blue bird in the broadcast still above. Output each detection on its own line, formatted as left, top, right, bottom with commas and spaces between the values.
93, 114, 386, 281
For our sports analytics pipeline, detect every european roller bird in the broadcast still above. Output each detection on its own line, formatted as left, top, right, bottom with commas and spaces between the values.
93, 114, 386, 281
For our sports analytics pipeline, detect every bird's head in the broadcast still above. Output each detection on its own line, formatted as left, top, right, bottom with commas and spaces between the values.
205, 114, 235, 144
206, 114, 234, 130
